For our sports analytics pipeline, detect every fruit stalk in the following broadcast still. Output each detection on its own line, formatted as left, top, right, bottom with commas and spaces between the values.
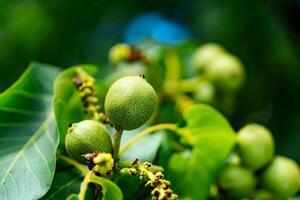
113, 128, 123, 161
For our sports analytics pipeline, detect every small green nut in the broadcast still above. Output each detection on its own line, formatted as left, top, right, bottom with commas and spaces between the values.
192, 79, 215, 104
191, 43, 226, 73
105, 76, 157, 130
205, 54, 245, 92
261, 156, 300, 198
65, 120, 112, 163
218, 165, 256, 199
237, 124, 274, 170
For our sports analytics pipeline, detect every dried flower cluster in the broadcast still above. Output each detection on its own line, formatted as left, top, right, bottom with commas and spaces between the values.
84, 152, 114, 177
121, 159, 178, 200
72, 69, 108, 122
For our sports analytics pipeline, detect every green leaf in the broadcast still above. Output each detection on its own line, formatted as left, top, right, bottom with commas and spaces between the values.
168, 104, 236, 200
41, 159, 82, 200
177, 104, 234, 145
120, 126, 164, 162
157, 131, 176, 168
0, 62, 60, 200
115, 174, 141, 200
89, 173, 123, 200
66, 194, 79, 200
290, 197, 300, 200
53, 65, 100, 143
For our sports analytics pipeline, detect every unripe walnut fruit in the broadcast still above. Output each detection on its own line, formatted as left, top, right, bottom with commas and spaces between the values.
237, 123, 274, 170
218, 165, 256, 199
261, 156, 300, 198
205, 54, 245, 91
65, 120, 112, 163
104, 76, 157, 130
192, 79, 215, 104
191, 43, 226, 73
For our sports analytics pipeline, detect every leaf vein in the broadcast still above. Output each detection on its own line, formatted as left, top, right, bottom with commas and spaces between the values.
0, 121, 41, 127
45, 129, 56, 148
23, 155, 42, 190
13, 90, 52, 101
8, 173, 19, 200
0, 106, 45, 116
0, 136, 30, 141
33, 143, 51, 175
0, 182, 8, 200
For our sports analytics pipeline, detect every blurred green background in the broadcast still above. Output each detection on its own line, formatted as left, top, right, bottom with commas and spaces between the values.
1, 0, 300, 162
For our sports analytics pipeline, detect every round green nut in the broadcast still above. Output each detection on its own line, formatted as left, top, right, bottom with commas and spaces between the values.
191, 43, 226, 73
218, 165, 256, 199
104, 76, 157, 130
237, 123, 274, 170
261, 156, 300, 198
205, 54, 245, 91
65, 120, 112, 163
192, 79, 215, 104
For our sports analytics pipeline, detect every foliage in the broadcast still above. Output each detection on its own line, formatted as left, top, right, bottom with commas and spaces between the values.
0, 63, 60, 199
0, 40, 299, 200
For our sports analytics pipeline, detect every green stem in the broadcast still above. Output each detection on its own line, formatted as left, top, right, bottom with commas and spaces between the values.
175, 94, 195, 113
78, 172, 106, 200
57, 153, 89, 175
78, 171, 93, 200
177, 77, 199, 92
113, 129, 123, 161
119, 123, 177, 155
164, 51, 181, 81
163, 51, 181, 97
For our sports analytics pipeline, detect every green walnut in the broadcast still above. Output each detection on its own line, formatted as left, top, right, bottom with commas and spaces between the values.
261, 156, 300, 198
218, 165, 256, 199
192, 79, 215, 104
104, 76, 157, 130
65, 120, 112, 163
191, 43, 226, 73
237, 123, 274, 170
205, 54, 245, 91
